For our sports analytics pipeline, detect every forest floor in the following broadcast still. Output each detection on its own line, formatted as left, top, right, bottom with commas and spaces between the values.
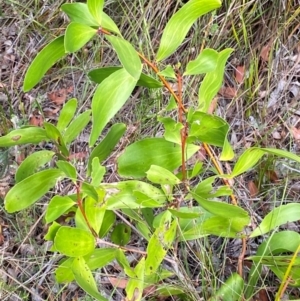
1, 0, 300, 300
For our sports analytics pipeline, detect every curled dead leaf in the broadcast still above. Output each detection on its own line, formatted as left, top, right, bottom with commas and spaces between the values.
218, 86, 237, 98
108, 276, 128, 289
248, 180, 258, 198
291, 126, 300, 140
47, 88, 67, 105
235, 65, 245, 84
260, 44, 272, 62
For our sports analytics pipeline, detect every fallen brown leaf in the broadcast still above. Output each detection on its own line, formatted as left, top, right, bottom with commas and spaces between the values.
266, 170, 279, 183
47, 88, 67, 105
235, 65, 245, 84
260, 44, 271, 62
29, 113, 43, 127
248, 181, 258, 198
291, 126, 300, 140
108, 276, 128, 289
218, 86, 237, 98
68, 152, 88, 161
207, 97, 218, 114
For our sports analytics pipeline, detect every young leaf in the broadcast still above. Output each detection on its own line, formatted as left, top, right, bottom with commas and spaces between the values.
158, 116, 183, 144
145, 214, 176, 275
5, 169, 64, 213
23, 36, 66, 92
106, 35, 142, 80
184, 48, 218, 75
156, 0, 221, 61
65, 22, 97, 53
88, 123, 126, 174
250, 203, 300, 237
72, 257, 107, 301
15, 150, 55, 183
54, 226, 95, 257
111, 223, 131, 246
55, 258, 75, 283
99, 210, 116, 237
117, 138, 199, 178
45, 196, 76, 223
89, 67, 163, 88
158, 65, 176, 79
90, 68, 138, 146
44, 221, 61, 241
56, 160, 77, 180
146, 165, 181, 185
91, 158, 106, 186
61, 3, 121, 35
87, 0, 104, 25
211, 273, 244, 301
84, 197, 106, 233
0, 127, 48, 147
64, 110, 91, 145
57, 98, 77, 132
198, 48, 233, 112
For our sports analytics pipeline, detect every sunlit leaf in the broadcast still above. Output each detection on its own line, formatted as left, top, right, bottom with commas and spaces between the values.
5, 169, 64, 213
126, 258, 145, 301
146, 165, 181, 185
90, 68, 137, 146
156, 0, 221, 61
111, 223, 131, 246
56, 160, 77, 180
87, 0, 104, 24
57, 98, 77, 132
23, 36, 65, 92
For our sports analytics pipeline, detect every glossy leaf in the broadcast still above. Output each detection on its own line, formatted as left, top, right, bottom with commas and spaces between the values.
65, 22, 97, 53
88, 67, 163, 88
117, 138, 199, 178
111, 223, 131, 246
0, 127, 48, 147
23, 36, 65, 92
56, 160, 77, 180
145, 213, 176, 275
87, 0, 104, 24
156, 0, 221, 61
64, 110, 91, 144
54, 226, 95, 257
57, 98, 77, 132
88, 123, 126, 174
85, 196, 106, 233
101, 181, 166, 209
90, 68, 137, 146
106, 35, 142, 80
5, 169, 64, 213
199, 48, 233, 112
72, 257, 107, 301
184, 48, 218, 75
45, 196, 76, 223
250, 203, 300, 237
211, 273, 244, 301
15, 150, 55, 183
146, 165, 181, 185
44, 122, 69, 156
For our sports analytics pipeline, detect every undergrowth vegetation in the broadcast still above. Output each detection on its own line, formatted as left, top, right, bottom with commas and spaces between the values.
1, 0, 300, 300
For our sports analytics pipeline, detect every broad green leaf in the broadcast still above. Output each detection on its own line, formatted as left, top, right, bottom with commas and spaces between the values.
5, 169, 64, 213
111, 223, 131, 246
106, 35, 142, 79
44, 221, 61, 241
57, 98, 77, 132
82, 182, 99, 201
116, 249, 136, 278
184, 48, 218, 75
54, 226, 95, 257
117, 138, 199, 178
156, 0, 221, 61
88, 123, 126, 174
45, 196, 76, 223
211, 273, 244, 301
87, 0, 104, 24
56, 160, 77, 180
23, 36, 65, 92
99, 210, 116, 237
158, 116, 182, 144
0, 127, 48, 147
88, 67, 163, 88
72, 257, 107, 301
158, 65, 176, 79
64, 110, 91, 144
91, 158, 106, 186
126, 258, 145, 301
44, 122, 69, 156
55, 258, 75, 283
65, 22, 97, 53
245, 231, 300, 298
85, 197, 106, 233
168, 207, 202, 219
145, 214, 176, 275
101, 181, 166, 209
61, 3, 121, 35
15, 150, 55, 183
199, 48, 233, 112
90, 68, 137, 146
250, 203, 300, 237
146, 165, 181, 185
